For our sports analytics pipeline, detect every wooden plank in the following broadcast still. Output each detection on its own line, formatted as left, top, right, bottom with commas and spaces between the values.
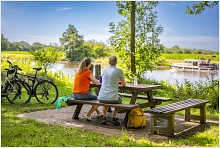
146, 99, 209, 114
67, 99, 139, 110
118, 93, 171, 101
148, 99, 203, 113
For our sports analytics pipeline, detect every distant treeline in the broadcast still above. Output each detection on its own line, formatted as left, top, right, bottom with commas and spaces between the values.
1, 34, 218, 54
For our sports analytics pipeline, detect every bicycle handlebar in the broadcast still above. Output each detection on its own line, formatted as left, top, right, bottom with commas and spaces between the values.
7, 60, 22, 71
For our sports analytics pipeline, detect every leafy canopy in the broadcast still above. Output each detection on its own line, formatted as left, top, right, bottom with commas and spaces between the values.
31, 46, 62, 73
109, 1, 164, 81
186, 1, 219, 15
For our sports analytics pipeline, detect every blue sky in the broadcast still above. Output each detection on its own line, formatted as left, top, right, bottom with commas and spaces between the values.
1, 1, 219, 51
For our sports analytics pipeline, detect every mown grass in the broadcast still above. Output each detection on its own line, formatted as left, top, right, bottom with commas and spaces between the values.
1, 52, 219, 146
1, 77, 219, 147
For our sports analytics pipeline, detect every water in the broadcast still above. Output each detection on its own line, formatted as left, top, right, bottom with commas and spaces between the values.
144, 69, 219, 84
50, 63, 219, 85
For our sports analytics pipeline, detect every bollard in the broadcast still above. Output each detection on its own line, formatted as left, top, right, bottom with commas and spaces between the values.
95, 64, 101, 79
89, 64, 94, 73
94, 64, 101, 95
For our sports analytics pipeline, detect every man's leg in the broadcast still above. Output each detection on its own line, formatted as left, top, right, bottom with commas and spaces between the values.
101, 106, 107, 124
111, 109, 121, 125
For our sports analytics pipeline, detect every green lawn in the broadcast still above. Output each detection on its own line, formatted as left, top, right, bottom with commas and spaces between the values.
1, 78, 219, 147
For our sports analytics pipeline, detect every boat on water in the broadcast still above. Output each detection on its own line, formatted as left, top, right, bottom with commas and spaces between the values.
170, 59, 219, 73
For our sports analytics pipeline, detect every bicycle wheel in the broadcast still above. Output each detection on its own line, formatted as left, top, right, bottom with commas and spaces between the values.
34, 81, 58, 104
5, 80, 31, 104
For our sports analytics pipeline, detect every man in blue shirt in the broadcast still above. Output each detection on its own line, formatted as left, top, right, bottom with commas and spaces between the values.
98, 56, 126, 125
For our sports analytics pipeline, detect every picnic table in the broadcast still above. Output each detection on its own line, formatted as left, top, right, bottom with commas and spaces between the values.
67, 83, 170, 127
90, 83, 167, 108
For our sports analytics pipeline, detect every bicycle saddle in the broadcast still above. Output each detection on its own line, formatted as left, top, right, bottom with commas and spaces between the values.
33, 68, 42, 71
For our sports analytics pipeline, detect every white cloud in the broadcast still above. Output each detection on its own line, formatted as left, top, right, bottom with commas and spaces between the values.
56, 8, 72, 11
159, 35, 219, 51
167, 2, 177, 7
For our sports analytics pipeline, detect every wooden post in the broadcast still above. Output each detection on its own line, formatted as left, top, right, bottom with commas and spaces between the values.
89, 64, 94, 73
95, 64, 101, 79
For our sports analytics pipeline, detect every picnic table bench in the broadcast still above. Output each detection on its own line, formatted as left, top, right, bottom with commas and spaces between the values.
145, 99, 210, 136
66, 98, 139, 127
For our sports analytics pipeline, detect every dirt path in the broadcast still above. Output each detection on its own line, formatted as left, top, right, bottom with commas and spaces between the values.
17, 105, 219, 141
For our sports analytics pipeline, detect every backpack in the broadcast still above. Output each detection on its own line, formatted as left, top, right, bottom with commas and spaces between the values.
128, 108, 147, 128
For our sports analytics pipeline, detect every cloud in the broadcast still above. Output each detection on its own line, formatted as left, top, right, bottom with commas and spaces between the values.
167, 2, 177, 7
56, 8, 72, 11
164, 27, 173, 32
159, 35, 219, 51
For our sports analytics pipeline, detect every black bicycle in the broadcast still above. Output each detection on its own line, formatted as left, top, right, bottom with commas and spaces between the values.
1, 66, 30, 104
4, 60, 58, 104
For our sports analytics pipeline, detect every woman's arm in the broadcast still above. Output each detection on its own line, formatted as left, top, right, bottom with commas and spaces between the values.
89, 74, 100, 85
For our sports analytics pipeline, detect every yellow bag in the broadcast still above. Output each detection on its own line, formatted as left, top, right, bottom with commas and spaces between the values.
128, 108, 146, 128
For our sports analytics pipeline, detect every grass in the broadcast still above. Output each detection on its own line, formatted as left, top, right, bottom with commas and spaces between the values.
1, 78, 219, 147
1, 52, 219, 146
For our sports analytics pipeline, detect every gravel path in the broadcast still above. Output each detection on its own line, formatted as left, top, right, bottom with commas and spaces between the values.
17, 105, 219, 141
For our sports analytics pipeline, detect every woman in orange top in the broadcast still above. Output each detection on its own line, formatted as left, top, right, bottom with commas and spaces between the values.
73, 57, 101, 121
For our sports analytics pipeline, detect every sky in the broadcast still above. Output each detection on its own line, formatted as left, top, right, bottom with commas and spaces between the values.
1, 1, 219, 51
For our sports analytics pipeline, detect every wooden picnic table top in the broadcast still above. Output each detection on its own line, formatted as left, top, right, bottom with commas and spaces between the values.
90, 83, 162, 91
90, 83, 163, 107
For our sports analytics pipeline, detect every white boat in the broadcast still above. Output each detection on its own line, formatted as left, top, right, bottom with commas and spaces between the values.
170, 59, 219, 73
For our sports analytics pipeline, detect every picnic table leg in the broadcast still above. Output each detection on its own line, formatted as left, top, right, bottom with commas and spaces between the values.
185, 107, 191, 122
146, 91, 155, 108
130, 92, 138, 104
200, 105, 206, 124
72, 104, 83, 119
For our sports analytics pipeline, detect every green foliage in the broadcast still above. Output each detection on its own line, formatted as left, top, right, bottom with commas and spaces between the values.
162, 47, 218, 54
109, 1, 164, 81
83, 40, 109, 59
141, 76, 219, 111
1, 34, 10, 51
186, 1, 219, 15
59, 24, 85, 61
30, 46, 62, 73
161, 53, 219, 61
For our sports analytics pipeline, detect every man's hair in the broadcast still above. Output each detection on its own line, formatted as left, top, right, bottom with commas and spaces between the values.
109, 56, 117, 65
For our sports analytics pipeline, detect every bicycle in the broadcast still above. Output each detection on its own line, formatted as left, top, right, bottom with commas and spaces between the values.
1, 66, 30, 104
5, 60, 58, 104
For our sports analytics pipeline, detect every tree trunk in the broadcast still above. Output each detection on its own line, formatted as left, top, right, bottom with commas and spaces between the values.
131, 1, 136, 74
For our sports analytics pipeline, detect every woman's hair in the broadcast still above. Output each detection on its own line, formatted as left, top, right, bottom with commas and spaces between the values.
77, 57, 91, 74
109, 56, 117, 65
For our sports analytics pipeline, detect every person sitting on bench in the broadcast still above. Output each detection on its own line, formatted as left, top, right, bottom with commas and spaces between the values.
98, 56, 126, 125
72, 57, 102, 121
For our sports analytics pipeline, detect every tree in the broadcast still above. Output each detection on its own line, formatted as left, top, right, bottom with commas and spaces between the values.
11, 41, 30, 51
59, 24, 84, 61
30, 42, 46, 51
1, 34, 10, 51
83, 40, 109, 59
109, 1, 164, 80
186, 1, 218, 15
31, 46, 62, 73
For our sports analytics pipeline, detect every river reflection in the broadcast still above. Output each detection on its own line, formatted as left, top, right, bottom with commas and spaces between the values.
50, 63, 219, 85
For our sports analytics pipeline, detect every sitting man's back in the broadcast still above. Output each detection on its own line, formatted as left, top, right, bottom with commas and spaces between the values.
98, 56, 126, 125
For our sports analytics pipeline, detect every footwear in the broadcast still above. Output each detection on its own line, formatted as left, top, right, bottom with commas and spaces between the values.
111, 118, 121, 125
86, 116, 91, 121
107, 107, 113, 113
101, 117, 107, 124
